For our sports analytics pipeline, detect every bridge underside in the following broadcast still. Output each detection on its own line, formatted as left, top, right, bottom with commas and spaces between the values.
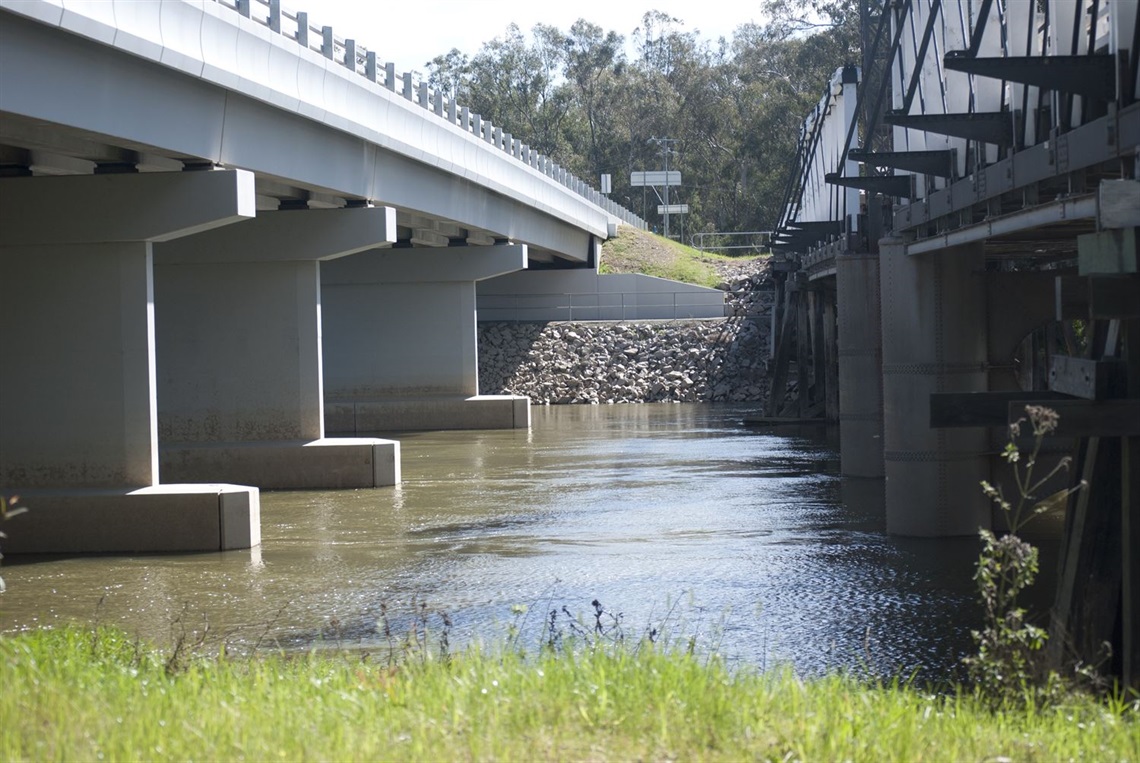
0, 111, 592, 269
0, 11, 605, 268
0, 0, 652, 549
0, 4, 637, 553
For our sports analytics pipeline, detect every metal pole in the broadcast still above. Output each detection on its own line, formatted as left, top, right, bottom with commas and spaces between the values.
663, 145, 670, 239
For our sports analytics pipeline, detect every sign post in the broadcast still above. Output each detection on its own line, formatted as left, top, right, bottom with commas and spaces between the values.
630, 167, 683, 237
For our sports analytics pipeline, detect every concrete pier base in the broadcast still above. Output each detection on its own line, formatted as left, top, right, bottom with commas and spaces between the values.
879, 238, 990, 536
2, 485, 260, 554
326, 395, 530, 434
0, 170, 263, 553
322, 245, 531, 431
154, 207, 401, 488
836, 251, 885, 477
160, 437, 400, 489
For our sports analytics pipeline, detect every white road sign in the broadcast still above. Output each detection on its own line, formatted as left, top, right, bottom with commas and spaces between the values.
630, 171, 681, 187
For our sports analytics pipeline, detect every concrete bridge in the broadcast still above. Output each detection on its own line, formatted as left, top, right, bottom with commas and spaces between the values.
0, 0, 645, 554
767, 0, 1138, 685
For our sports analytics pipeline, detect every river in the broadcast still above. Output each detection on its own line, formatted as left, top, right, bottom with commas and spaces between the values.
0, 404, 983, 682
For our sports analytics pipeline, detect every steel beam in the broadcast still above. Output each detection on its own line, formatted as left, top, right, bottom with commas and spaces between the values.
826, 172, 914, 198
944, 54, 1116, 101
1008, 400, 1140, 437
930, 391, 1074, 428
788, 221, 844, 235
906, 194, 1097, 254
848, 149, 956, 178
884, 111, 1013, 146
774, 231, 829, 245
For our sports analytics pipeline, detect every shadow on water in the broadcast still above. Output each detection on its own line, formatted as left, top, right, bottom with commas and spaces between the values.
1, 403, 992, 682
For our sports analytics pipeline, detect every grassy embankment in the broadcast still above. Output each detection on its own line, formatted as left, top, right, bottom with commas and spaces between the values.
599, 225, 761, 288
2, 626, 1136, 761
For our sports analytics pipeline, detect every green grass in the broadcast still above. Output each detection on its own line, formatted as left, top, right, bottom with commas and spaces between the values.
2, 626, 1137, 761
599, 226, 763, 288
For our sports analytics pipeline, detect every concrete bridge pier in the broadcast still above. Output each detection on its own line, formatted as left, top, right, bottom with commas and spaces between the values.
322, 245, 531, 432
836, 251, 885, 477
0, 170, 260, 553
879, 237, 990, 536
153, 207, 401, 489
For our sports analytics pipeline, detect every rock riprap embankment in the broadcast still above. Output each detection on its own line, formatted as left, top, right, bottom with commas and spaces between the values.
478, 261, 774, 405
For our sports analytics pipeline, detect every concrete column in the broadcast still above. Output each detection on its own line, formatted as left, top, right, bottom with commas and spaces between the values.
322, 245, 530, 432
0, 171, 260, 553
157, 261, 325, 442
2, 243, 158, 489
879, 237, 989, 536
836, 251, 884, 477
153, 207, 401, 488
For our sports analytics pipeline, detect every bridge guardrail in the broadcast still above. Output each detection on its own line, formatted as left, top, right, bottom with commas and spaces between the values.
217, 0, 646, 231
690, 231, 772, 253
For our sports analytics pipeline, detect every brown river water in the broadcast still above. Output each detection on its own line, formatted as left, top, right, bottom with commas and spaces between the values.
0, 404, 985, 681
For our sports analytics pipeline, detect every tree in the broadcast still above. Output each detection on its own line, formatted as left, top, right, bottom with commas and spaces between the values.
563, 20, 626, 180
411, 5, 871, 237
467, 23, 571, 157
426, 48, 472, 103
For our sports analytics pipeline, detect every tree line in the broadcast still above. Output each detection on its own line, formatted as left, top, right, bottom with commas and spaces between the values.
423, 1, 861, 242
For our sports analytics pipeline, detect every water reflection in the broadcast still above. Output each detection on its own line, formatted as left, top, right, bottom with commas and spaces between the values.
1, 404, 982, 681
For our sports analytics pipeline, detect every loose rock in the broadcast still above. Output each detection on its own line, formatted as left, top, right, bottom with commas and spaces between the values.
478, 259, 777, 405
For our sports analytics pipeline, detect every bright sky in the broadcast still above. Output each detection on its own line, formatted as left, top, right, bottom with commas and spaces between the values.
307, 1, 770, 75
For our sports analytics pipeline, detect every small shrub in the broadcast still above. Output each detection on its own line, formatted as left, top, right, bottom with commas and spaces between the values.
964, 405, 1083, 704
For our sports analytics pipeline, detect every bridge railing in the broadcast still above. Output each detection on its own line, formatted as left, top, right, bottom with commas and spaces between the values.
218, 0, 647, 231
690, 231, 772, 254
769, 65, 861, 257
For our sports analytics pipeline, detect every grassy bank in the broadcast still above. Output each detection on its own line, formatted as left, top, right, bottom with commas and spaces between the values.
2, 627, 1136, 761
600, 225, 760, 288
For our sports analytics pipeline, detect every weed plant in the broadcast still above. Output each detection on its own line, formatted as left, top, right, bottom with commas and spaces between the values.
964, 405, 1091, 706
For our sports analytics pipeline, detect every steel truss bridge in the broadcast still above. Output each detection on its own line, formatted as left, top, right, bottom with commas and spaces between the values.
763, 0, 1139, 689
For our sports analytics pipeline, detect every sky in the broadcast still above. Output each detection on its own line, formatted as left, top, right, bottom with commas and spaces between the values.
307, 0, 770, 75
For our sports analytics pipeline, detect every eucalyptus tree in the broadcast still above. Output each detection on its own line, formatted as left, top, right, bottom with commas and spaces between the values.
412, 4, 868, 237
466, 23, 572, 158
425, 48, 472, 103
562, 20, 626, 181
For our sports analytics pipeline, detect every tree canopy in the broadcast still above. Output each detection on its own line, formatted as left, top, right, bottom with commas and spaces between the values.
425, 2, 862, 239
